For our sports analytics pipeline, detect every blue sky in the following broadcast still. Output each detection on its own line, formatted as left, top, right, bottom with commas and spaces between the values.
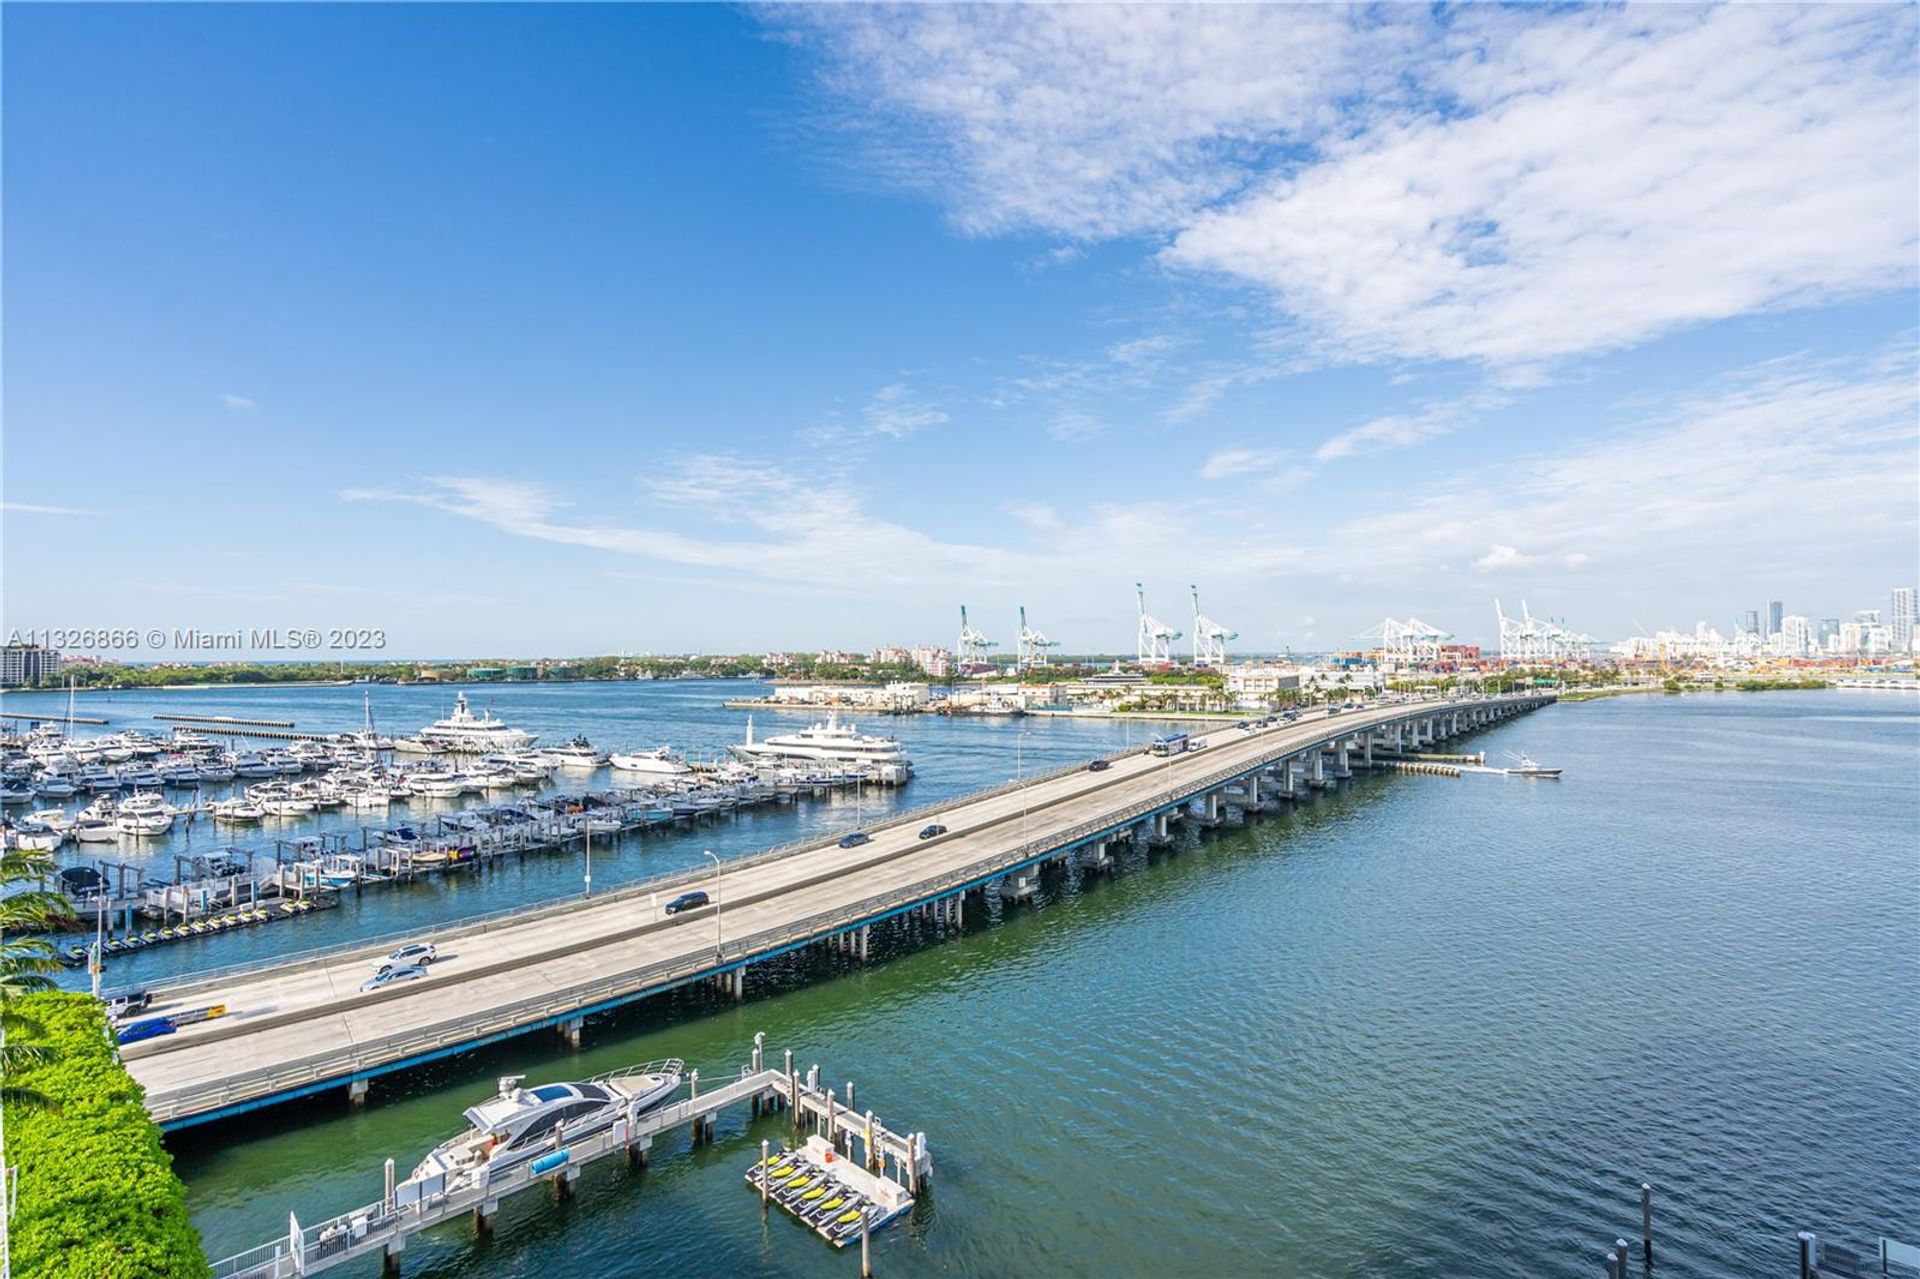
4, 4, 1916, 658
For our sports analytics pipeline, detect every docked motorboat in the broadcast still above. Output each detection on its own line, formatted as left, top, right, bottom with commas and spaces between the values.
410, 1060, 684, 1190
410, 770, 475, 799
539, 736, 607, 771
210, 797, 267, 823
5, 819, 66, 852
114, 792, 175, 838
608, 745, 691, 777
196, 758, 238, 784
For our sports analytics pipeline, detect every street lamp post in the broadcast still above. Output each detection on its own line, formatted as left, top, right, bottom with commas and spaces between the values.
1016, 730, 1034, 842
584, 822, 592, 900
703, 849, 722, 957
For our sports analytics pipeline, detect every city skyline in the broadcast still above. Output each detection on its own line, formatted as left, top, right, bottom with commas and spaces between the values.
3, 4, 1917, 654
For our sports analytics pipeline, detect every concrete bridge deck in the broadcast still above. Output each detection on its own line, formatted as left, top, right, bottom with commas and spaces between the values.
124, 694, 1553, 1129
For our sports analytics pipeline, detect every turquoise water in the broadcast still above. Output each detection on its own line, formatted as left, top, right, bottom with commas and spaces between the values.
39, 686, 1920, 1277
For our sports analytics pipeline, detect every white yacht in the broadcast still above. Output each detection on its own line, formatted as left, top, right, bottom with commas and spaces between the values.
538, 735, 607, 771
608, 745, 691, 777
413, 693, 538, 754
727, 714, 913, 774
210, 796, 267, 824
114, 792, 174, 837
410, 1061, 683, 1191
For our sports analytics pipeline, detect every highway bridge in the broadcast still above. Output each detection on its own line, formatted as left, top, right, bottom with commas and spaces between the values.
122, 694, 1554, 1130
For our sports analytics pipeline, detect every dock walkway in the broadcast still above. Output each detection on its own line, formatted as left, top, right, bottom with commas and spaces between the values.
208, 1034, 929, 1279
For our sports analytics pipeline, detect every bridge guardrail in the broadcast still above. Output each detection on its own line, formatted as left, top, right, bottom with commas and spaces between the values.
127, 742, 1153, 1001
146, 696, 1549, 1121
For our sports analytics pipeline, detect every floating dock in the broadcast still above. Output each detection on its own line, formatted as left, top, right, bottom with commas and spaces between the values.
749, 1134, 915, 1248
207, 1034, 931, 1279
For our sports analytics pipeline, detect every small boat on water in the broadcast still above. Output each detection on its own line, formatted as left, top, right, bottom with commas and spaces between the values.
1505, 752, 1562, 779
410, 1060, 684, 1190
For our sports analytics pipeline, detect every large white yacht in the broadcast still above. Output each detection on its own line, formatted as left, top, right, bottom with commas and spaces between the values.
728, 714, 913, 774
410, 692, 538, 755
410, 1060, 684, 1190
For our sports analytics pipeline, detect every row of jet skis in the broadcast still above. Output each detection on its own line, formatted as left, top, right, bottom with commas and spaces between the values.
746, 1143, 912, 1247
56, 898, 328, 965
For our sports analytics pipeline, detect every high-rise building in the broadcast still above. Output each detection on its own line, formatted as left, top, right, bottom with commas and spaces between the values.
1742, 609, 1760, 637
1854, 608, 1882, 626
1890, 587, 1915, 652
1778, 615, 1815, 657
1818, 617, 1841, 646
0, 644, 62, 688
1765, 600, 1783, 637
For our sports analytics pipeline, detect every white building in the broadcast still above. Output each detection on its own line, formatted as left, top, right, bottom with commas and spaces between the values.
0, 644, 62, 688
1891, 587, 1915, 653
1224, 664, 1303, 707
1777, 615, 1815, 658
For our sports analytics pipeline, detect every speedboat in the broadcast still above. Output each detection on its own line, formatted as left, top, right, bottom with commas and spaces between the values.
1506, 753, 1562, 779
609, 746, 691, 777
410, 1060, 684, 1190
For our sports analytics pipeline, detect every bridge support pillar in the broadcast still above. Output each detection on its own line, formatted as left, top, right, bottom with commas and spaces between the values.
475, 1200, 498, 1236
627, 1136, 652, 1171
1335, 743, 1351, 778
1309, 752, 1326, 789
383, 1240, 405, 1278
1245, 773, 1261, 806
558, 1016, 584, 1050
558, 1165, 580, 1199
730, 968, 745, 1003
859, 925, 870, 962
954, 893, 964, 930
348, 1078, 369, 1112
1363, 736, 1374, 768
1149, 813, 1172, 846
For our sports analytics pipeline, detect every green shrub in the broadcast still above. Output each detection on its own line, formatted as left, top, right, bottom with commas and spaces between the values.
3, 993, 209, 1278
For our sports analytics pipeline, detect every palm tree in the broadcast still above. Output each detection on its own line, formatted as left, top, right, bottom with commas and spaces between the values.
2, 845, 73, 1113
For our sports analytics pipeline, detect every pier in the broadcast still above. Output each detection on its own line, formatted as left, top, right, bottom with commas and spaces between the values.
207, 1033, 931, 1279
120, 695, 1553, 1130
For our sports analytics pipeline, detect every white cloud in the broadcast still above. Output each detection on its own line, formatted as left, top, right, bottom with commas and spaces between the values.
1, 501, 95, 516
864, 383, 948, 438
1170, 6, 1918, 366
789, 5, 1918, 368
1320, 345, 1919, 583
778, 4, 1385, 239
1198, 447, 1290, 481
1474, 544, 1571, 573
1316, 412, 1457, 463
1049, 410, 1105, 442
220, 394, 257, 411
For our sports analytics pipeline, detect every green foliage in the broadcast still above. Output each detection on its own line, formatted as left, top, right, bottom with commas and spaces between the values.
2, 993, 210, 1278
